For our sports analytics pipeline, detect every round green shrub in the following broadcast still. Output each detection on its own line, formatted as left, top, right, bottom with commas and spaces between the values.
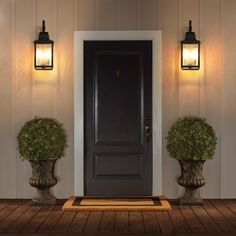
166, 117, 217, 161
17, 118, 67, 161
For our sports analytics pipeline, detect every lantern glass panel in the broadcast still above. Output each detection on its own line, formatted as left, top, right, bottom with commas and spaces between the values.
36, 44, 52, 67
182, 44, 199, 67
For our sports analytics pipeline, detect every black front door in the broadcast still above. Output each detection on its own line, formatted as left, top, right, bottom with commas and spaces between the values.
84, 41, 152, 195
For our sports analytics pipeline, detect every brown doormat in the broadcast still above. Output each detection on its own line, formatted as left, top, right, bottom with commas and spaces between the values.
62, 196, 171, 211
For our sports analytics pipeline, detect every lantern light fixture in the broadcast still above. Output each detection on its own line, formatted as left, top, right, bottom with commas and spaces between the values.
34, 20, 54, 70
180, 20, 200, 70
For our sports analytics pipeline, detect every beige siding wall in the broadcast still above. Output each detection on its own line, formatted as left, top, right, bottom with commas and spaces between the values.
0, 0, 233, 198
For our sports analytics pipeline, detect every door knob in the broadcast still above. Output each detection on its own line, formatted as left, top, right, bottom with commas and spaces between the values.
145, 124, 151, 144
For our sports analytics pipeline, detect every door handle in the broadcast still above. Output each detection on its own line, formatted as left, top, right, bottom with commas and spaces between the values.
145, 124, 151, 144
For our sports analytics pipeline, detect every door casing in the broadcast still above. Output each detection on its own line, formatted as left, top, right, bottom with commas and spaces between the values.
74, 31, 162, 196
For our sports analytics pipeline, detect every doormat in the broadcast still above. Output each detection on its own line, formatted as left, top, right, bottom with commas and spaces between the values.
62, 196, 171, 211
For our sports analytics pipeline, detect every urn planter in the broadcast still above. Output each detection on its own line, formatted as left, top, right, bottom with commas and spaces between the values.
30, 159, 57, 205
17, 118, 67, 206
166, 117, 217, 206
178, 160, 206, 205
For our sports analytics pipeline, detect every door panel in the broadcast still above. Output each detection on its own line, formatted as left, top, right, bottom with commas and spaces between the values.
94, 153, 143, 177
95, 53, 141, 145
84, 41, 152, 195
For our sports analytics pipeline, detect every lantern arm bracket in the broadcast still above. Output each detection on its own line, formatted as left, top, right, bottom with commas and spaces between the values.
42, 20, 46, 32
189, 20, 192, 32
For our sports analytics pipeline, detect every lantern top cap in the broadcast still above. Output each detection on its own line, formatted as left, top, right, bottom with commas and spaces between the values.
34, 20, 54, 44
181, 20, 200, 44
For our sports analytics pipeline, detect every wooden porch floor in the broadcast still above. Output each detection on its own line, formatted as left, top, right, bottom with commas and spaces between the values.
0, 199, 235, 235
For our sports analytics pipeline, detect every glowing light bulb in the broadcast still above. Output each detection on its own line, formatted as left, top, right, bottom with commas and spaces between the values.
182, 44, 199, 67
36, 44, 52, 67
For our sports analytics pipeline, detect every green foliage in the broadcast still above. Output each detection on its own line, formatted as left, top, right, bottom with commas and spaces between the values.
17, 118, 67, 161
166, 117, 217, 161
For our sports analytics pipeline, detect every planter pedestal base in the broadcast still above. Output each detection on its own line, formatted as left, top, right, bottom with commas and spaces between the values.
32, 189, 56, 206
29, 160, 57, 206
179, 187, 204, 205
178, 160, 206, 206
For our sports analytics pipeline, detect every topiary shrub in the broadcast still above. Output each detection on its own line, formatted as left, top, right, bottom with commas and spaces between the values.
166, 116, 217, 161
17, 118, 67, 161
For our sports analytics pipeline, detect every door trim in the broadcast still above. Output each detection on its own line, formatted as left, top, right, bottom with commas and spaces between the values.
74, 31, 162, 196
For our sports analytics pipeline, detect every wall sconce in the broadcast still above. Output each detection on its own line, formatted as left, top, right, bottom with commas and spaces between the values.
34, 20, 54, 70
180, 20, 200, 70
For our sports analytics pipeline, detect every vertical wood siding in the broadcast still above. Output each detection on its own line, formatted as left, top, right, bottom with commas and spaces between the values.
0, 0, 233, 198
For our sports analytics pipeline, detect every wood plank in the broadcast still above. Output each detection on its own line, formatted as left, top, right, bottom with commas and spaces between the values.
0, 0, 17, 199
161, 0, 180, 199
179, 205, 206, 232
14, 0, 35, 199
119, 0, 138, 30
6, 205, 41, 233
223, 200, 236, 215
138, 0, 157, 30
0, 200, 233, 234
1, 200, 236, 235
35, 0, 58, 118
98, 0, 118, 30
99, 211, 115, 233
56, 0, 75, 198
129, 212, 144, 233
191, 205, 222, 233
73, 0, 79, 31
156, 0, 162, 30
21, 206, 54, 232
0, 200, 12, 212
142, 211, 160, 233
37, 205, 63, 232
199, 0, 221, 199
204, 200, 235, 232
53, 211, 77, 232
114, 212, 129, 233
68, 212, 89, 232
168, 206, 191, 233
0, 200, 24, 224
210, 199, 236, 229
156, 211, 175, 233
78, 0, 97, 30
179, 0, 201, 120
0, 200, 30, 232
83, 212, 102, 233
220, 0, 236, 199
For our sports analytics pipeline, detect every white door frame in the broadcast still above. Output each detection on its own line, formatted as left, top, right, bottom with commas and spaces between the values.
74, 31, 162, 196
